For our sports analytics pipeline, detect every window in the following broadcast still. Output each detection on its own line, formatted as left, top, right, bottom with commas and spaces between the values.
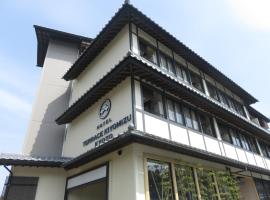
218, 122, 259, 154
218, 123, 231, 143
167, 98, 176, 122
147, 160, 175, 200
254, 178, 270, 200
175, 103, 184, 125
183, 107, 193, 129
166, 99, 184, 125
218, 91, 230, 108
259, 141, 270, 158
146, 160, 240, 200
207, 82, 219, 101
175, 62, 190, 83
159, 52, 175, 74
139, 39, 158, 64
174, 164, 197, 200
197, 169, 218, 200
189, 72, 204, 92
199, 114, 215, 137
230, 129, 242, 148
190, 110, 200, 131
142, 86, 164, 117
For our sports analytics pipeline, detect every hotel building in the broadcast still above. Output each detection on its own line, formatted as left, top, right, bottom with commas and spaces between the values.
1, 2, 270, 200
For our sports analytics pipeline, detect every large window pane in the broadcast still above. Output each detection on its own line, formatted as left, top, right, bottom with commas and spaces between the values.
147, 160, 174, 200
190, 110, 200, 131
183, 107, 193, 129
174, 164, 197, 200
239, 134, 251, 151
197, 169, 218, 200
142, 86, 164, 117
207, 83, 219, 101
167, 99, 176, 122
199, 114, 215, 137
190, 72, 204, 92
139, 40, 157, 64
215, 171, 240, 200
175, 103, 184, 125
175, 63, 184, 80
159, 52, 167, 70
218, 123, 232, 144
167, 58, 175, 75
230, 129, 242, 148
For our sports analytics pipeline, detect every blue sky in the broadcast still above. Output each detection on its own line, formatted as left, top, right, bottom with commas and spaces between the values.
0, 0, 270, 189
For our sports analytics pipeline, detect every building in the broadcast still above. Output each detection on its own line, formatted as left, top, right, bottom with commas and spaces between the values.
1, 2, 270, 200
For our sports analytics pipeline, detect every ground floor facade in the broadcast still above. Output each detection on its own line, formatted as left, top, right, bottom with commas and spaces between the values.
2, 143, 270, 200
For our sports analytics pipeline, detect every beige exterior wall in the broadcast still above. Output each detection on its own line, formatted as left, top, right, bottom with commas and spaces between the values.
70, 25, 130, 105
239, 177, 259, 200
62, 78, 132, 157
12, 166, 67, 200
22, 40, 78, 157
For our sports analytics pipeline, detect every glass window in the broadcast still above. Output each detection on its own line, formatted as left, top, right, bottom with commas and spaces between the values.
239, 134, 251, 151
199, 114, 215, 137
190, 110, 200, 131
174, 164, 197, 200
189, 72, 204, 92
259, 141, 270, 158
147, 160, 175, 200
175, 62, 184, 80
207, 82, 219, 101
175, 103, 184, 125
167, 58, 175, 75
234, 101, 245, 117
197, 169, 218, 200
215, 171, 240, 200
139, 40, 157, 64
159, 52, 167, 70
183, 107, 193, 129
142, 86, 164, 117
218, 91, 230, 108
218, 123, 231, 143
167, 99, 176, 122
246, 135, 259, 154
182, 68, 190, 83
230, 129, 242, 148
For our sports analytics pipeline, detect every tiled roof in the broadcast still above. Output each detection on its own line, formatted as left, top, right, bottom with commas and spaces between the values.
0, 153, 71, 167
62, 3, 257, 104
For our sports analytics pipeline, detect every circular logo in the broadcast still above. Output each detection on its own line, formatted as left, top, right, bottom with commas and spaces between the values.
99, 99, 111, 119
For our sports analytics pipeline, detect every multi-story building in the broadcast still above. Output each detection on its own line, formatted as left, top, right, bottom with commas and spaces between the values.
1, 2, 270, 200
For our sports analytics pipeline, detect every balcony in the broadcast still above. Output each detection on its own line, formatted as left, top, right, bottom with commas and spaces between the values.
136, 109, 270, 170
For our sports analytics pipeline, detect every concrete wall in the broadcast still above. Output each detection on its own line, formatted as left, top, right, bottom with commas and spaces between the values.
70, 25, 130, 105
12, 166, 67, 200
62, 78, 132, 157
22, 40, 78, 157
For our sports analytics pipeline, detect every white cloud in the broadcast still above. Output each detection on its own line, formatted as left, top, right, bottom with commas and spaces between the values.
228, 0, 270, 31
0, 88, 31, 117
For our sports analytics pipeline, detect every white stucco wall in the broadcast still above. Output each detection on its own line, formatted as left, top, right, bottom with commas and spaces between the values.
62, 78, 132, 157
70, 25, 130, 105
22, 40, 78, 157
12, 166, 67, 200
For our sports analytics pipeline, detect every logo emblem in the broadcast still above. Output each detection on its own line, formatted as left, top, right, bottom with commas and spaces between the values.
99, 99, 111, 119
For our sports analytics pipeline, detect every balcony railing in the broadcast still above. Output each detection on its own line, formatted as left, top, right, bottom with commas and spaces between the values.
136, 109, 270, 170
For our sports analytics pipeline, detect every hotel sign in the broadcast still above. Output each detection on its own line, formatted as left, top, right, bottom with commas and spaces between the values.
83, 99, 131, 148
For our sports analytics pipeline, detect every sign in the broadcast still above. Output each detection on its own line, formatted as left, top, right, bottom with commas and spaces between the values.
83, 114, 132, 148
99, 99, 111, 119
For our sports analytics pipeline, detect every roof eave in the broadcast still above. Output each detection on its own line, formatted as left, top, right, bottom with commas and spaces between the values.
34, 25, 93, 67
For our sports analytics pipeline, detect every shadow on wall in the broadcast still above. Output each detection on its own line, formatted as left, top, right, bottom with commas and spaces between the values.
30, 86, 70, 157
